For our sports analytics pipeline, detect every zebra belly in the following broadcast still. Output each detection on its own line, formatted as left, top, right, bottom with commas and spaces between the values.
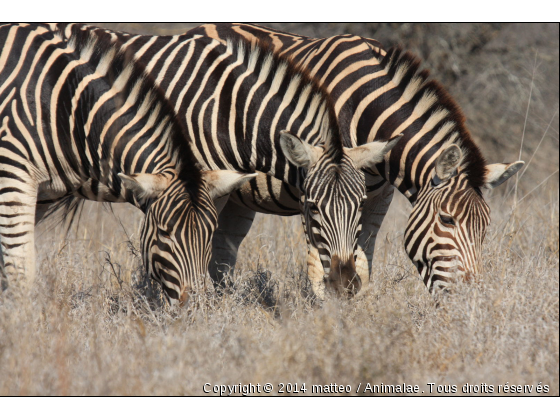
70, 179, 126, 203
37, 178, 125, 204
229, 172, 300, 216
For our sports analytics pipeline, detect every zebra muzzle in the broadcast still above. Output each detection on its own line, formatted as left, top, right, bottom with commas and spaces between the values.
326, 255, 362, 297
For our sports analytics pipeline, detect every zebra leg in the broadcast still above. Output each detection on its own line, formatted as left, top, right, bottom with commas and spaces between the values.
0, 243, 4, 291
0, 180, 38, 287
209, 198, 256, 291
355, 182, 394, 291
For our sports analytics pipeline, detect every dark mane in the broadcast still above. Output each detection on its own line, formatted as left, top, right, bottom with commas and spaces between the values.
372, 45, 488, 188
40, 24, 204, 233
66, 24, 204, 198
229, 36, 346, 164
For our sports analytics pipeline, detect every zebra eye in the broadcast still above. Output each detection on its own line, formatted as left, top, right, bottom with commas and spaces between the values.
158, 227, 171, 240
439, 214, 455, 226
309, 203, 320, 215
359, 201, 365, 212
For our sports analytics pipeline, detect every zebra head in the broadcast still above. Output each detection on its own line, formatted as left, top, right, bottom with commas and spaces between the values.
404, 144, 524, 293
280, 131, 400, 297
119, 170, 256, 304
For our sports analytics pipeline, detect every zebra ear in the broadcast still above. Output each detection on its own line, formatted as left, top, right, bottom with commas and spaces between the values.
345, 134, 402, 169
434, 144, 462, 183
202, 170, 257, 200
118, 173, 171, 200
483, 161, 525, 189
279, 130, 322, 169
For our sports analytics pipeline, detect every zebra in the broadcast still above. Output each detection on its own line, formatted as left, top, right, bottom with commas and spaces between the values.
72, 24, 399, 298
183, 23, 524, 293
0, 23, 256, 304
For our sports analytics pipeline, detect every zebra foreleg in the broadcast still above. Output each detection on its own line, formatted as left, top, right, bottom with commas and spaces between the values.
0, 182, 38, 289
209, 198, 256, 291
356, 182, 394, 291
0, 246, 5, 291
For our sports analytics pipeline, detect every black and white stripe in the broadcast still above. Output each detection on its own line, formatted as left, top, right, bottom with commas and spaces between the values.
86, 25, 395, 298
186, 23, 524, 293
0, 23, 254, 303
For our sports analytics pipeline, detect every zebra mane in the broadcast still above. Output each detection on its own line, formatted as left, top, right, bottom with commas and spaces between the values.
226, 37, 346, 164
372, 45, 488, 189
40, 25, 205, 232
67, 24, 204, 195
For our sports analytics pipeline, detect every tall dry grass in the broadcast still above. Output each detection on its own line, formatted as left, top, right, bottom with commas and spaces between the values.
0, 178, 557, 395
1, 23, 558, 396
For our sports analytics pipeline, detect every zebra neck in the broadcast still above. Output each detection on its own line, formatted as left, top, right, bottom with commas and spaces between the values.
3, 24, 195, 206
112, 31, 344, 188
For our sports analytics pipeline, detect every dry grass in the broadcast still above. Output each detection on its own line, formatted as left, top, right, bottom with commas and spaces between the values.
1, 23, 558, 396
0, 178, 557, 395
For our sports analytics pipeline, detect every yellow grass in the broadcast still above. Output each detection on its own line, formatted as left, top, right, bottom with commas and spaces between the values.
1, 23, 558, 397
0, 179, 557, 395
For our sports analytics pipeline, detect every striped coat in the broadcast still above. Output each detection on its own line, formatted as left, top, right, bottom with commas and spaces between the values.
82, 24, 396, 297
0, 23, 255, 303
185, 23, 524, 293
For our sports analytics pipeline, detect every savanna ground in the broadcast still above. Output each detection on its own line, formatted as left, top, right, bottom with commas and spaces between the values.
0, 23, 558, 396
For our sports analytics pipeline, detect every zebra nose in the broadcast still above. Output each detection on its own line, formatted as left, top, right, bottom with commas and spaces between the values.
327, 255, 362, 297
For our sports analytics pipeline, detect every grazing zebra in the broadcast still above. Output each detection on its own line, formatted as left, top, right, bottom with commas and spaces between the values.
72, 24, 398, 298
185, 23, 524, 293
0, 23, 256, 303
